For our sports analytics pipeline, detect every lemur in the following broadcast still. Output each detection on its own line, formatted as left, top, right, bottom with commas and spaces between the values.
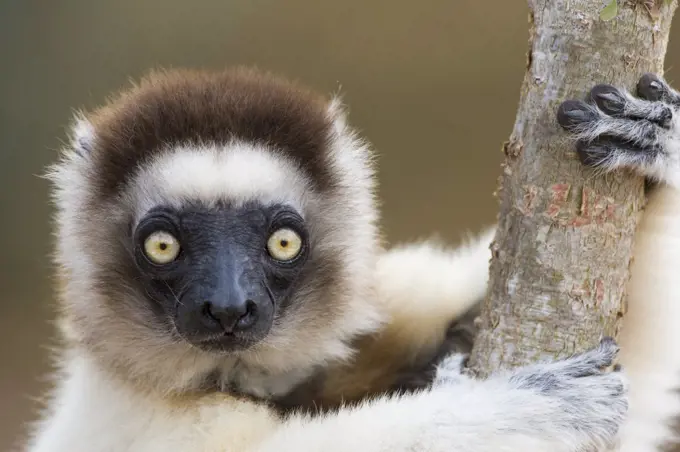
23, 67, 630, 452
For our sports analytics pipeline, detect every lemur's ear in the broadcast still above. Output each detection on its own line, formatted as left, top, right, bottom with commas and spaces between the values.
69, 115, 95, 158
327, 95, 350, 135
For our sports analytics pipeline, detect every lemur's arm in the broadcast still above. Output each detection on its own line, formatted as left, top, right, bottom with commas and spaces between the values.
557, 73, 680, 452
257, 339, 626, 452
276, 229, 494, 411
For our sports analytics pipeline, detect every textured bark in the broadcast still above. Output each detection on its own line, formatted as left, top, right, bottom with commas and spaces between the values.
468, 0, 677, 377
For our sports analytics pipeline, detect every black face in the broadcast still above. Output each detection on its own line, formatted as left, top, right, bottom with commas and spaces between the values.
132, 201, 309, 353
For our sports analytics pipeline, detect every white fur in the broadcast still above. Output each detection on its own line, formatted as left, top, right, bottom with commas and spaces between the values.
615, 184, 680, 452
376, 227, 494, 322
372, 228, 494, 359
131, 143, 311, 215
27, 354, 279, 452
27, 343, 626, 452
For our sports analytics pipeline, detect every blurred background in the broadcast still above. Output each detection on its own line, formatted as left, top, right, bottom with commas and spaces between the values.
1, 0, 679, 449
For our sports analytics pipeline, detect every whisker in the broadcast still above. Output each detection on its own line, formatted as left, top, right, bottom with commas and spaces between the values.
163, 280, 186, 308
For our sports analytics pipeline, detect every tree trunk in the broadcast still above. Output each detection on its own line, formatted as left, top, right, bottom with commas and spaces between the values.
468, 0, 677, 377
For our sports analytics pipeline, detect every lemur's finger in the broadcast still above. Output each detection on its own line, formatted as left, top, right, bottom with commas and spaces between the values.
637, 73, 680, 107
589, 84, 672, 129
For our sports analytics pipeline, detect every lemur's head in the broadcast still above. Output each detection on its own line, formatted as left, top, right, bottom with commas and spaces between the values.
49, 67, 382, 394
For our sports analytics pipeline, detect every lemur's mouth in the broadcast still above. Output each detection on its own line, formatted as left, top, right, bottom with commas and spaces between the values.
175, 315, 273, 354
184, 331, 258, 353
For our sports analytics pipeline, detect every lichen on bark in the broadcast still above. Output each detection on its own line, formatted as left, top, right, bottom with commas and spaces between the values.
467, 0, 678, 377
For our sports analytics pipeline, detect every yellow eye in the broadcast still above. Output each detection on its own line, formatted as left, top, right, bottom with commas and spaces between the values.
143, 231, 180, 265
267, 228, 303, 262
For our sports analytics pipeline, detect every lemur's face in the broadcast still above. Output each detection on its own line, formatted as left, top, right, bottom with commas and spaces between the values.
50, 68, 381, 390
132, 200, 309, 352
91, 140, 343, 358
